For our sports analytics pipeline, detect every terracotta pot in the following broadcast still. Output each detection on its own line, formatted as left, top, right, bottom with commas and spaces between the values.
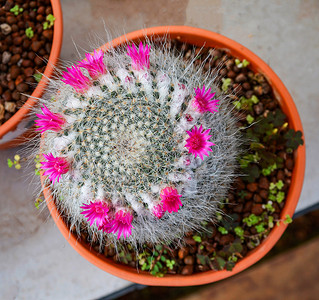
42, 26, 305, 286
0, 0, 63, 149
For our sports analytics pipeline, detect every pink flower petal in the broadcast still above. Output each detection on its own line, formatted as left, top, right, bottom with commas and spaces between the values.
78, 50, 106, 80
185, 125, 215, 160
35, 105, 65, 133
61, 65, 91, 93
126, 42, 150, 70
40, 153, 69, 183
192, 85, 220, 114
152, 203, 165, 219
110, 210, 134, 240
160, 187, 182, 213
80, 200, 110, 227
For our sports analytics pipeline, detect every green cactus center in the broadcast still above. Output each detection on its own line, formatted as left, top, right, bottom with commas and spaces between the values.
62, 77, 186, 199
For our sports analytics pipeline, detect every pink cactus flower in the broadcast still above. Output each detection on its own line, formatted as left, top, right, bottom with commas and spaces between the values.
98, 217, 114, 233
35, 105, 65, 133
160, 187, 182, 213
126, 42, 150, 70
125, 76, 133, 84
41, 153, 69, 183
61, 65, 91, 93
192, 85, 220, 114
178, 83, 186, 90
152, 203, 165, 219
80, 200, 110, 227
78, 50, 106, 80
185, 113, 193, 122
185, 125, 215, 160
184, 157, 191, 166
110, 210, 134, 239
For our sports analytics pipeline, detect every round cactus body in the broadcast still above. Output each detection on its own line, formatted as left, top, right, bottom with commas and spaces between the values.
37, 40, 239, 248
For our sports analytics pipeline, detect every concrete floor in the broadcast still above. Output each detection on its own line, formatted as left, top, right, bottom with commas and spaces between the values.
1, 0, 318, 299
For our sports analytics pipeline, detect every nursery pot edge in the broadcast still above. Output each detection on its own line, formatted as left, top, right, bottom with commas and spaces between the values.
0, 0, 63, 149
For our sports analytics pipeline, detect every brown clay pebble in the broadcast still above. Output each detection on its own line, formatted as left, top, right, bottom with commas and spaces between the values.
262, 82, 271, 94
16, 83, 28, 93
259, 177, 269, 189
184, 237, 196, 246
29, 10, 36, 19
235, 178, 246, 190
181, 265, 194, 275
24, 67, 34, 77
28, 52, 36, 60
46, 7, 53, 15
253, 194, 263, 203
7, 16, 16, 25
189, 246, 197, 255
43, 29, 53, 40
178, 247, 189, 259
31, 41, 42, 52
233, 65, 240, 73
244, 191, 253, 200
254, 86, 263, 96
22, 60, 32, 68
277, 170, 285, 181
233, 203, 243, 213
244, 201, 253, 212
15, 75, 25, 86
3, 90, 12, 101
206, 244, 215, 254
13, 36, 23, 46
25, 76, 36, 84
219, 234, 235, 246
247, 182, 258, 192
242, 82, 251, 90
251, 204, 263, 215
29, 1, 37, 8
36, 14, 44, 22
260, 189, 268, 199
245, 90, 254, 98
227, 70, 236, 78
12, 90, 20, 101
35, 56, 43, 66
37, 6, 46, 15
8, 81, 15, 91
225, 59, 234, 70
184, 256, 194, 265
10, 65, 21, 79
219, 68, 227, 76
10, 54, 20, 64
12, 46, 22, 54
235, 73, 247, 83
38, 48, 46, 56
45, 43, 52, 54
285, 158, 294, 170
253, 102, 264, 115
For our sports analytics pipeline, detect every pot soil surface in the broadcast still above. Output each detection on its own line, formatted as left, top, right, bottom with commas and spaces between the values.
0, 0, 54, 124
68, 39, 303, 276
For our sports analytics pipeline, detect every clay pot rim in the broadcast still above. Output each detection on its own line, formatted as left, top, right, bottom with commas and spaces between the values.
42, 26, 306, 286
0, 0, 63, 149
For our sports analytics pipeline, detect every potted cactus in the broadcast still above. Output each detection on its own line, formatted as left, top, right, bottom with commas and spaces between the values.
32, 26, 305, 285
